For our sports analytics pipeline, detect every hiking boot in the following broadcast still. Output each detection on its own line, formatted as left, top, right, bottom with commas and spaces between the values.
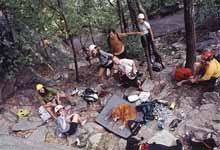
72, 138, 87, 148
169, 119, 182, 130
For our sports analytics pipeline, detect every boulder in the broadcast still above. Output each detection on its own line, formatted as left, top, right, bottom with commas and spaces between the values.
148, 130, 177, 146
142, 79, 155, 92
84, 122, 104, 134
28, 126, 48, 143
89, 133, 103, 147
12, 119, 43, 131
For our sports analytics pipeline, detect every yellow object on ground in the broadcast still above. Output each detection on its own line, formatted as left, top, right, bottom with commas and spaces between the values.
36, 84, 44, 91
17, 109, 30, 118
169, 101, 176, 110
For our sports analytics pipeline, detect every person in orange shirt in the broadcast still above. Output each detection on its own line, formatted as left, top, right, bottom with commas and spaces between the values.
107, 29, 143, 58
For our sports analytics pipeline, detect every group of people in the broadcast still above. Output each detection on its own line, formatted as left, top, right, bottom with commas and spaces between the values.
87, 13, 165, 89
35, 12, 220, 143
86, 12, 220, 92
36, 83, 86, 137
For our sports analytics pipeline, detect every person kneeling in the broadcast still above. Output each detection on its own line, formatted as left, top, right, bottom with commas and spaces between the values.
113, 57, 142, 90
55, 105, 86, 137
177, 50, 220, 91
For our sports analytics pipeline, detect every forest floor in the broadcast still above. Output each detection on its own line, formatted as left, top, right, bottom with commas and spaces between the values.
1, 12, 220, 150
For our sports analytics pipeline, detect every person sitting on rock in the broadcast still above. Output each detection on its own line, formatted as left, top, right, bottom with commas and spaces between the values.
88, 44, 114, 80
36, 83, 63, 119
55, 105, 86, 137
113, 57, 143, 90
177, 50, 220, 91
107, 28, 143, 58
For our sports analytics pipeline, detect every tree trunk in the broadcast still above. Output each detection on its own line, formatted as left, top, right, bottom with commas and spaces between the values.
57, 0, 79, 82
127, 0, 138, 30
88, 23, 95, 44
116, 0, 128, 32
116, 0, 124, 32
70, 36, 79, 82
184, 0, 196, 69
136, 0, 146, 15
127, 0, 153, 79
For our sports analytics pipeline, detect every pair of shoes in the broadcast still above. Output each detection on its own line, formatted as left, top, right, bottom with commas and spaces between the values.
73, 138, 87, 148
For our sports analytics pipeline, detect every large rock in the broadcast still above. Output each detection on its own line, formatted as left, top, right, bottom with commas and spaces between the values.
12, 119, 43, 131
84, 122, 104, 134
28, 126, 48, 143
2, 111, 18, 123
142, 79, 155, 92
0, 135, 69, 150
148, 130, 177, 146
203, 92, 220, 104
89, 133, 103, 148
118, 138, 127, 150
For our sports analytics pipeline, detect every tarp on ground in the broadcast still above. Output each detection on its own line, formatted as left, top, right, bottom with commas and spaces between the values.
95, 95, 142, 139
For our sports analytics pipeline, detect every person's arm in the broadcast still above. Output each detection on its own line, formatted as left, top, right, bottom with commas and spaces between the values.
118, 32, 143, 38
149, 28, 155, 41
144, 21, 155, 40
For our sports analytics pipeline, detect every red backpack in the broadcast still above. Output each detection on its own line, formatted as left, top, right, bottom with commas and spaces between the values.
175, 68, 192, 81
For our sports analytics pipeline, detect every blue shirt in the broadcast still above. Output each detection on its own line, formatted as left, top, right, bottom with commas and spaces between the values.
56, 116, 70, 133
99, 50, 112, 66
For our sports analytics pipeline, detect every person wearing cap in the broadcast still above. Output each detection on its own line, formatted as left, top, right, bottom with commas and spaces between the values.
177, 50, 220, 90
137, 13, 165, 69
36, 84, 61, 119
107, 28, 143, 58
89, 44, 114, 80
55, 105, 86, 136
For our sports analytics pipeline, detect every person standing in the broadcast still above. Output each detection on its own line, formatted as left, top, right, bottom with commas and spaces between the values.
107, 29, 142, 58
137, 13, 165, 69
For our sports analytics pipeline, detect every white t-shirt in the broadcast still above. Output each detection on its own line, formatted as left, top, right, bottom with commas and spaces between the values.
118, 59, 137, 79
138, 21, 151, 35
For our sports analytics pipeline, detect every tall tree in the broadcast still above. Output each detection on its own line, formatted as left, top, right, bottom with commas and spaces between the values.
116, 0, 128, 32
127, 0, 153, 79
184, 0, 196, 69
56, 0, 79, 82
127, 0, 138, 30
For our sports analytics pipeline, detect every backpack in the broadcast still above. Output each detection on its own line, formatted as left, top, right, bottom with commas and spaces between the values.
126, 137, 141, 150
128, 120, 142, 136
136, 102, 155, 122
82, 88, 98, 103
152, 62, 162, 72
175, 68, 192, 81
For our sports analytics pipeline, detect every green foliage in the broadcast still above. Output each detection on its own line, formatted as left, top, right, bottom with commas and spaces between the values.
141, 0, 177, 13
195, 0, 220, 25
124, 36, 144, 59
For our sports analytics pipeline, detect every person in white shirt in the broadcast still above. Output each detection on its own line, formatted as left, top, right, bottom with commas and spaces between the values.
137, 13, 165, 69
113, 57, 142, 90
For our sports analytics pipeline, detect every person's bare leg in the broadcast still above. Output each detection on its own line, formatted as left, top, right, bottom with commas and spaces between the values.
98, 67, 106, 81
71, 114, 86, 125
193, 62, 202, 77
44, 103, 56, 119
176, 79, 191, 86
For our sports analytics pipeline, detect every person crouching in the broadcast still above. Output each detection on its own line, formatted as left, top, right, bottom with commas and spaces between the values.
88, 44, 114, 81
113, 57, 142, 90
